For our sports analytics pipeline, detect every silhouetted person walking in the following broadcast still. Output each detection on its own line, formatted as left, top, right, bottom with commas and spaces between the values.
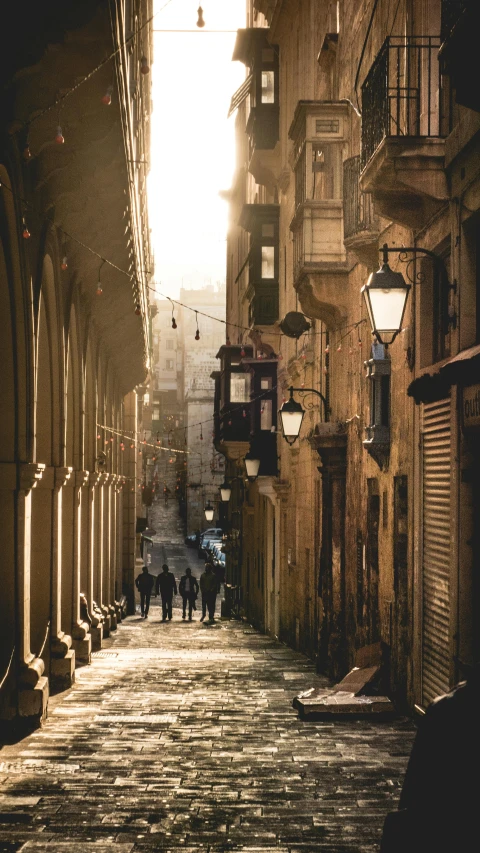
380, 662, 480, 852
155, 563, 177, 621
199, 562, 218, 623
179, 567, 199, 621
135, 565, 155, 618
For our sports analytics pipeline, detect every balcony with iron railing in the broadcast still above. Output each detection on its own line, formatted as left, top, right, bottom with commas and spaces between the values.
360, 36, 448, 228
343, 155, 380, 260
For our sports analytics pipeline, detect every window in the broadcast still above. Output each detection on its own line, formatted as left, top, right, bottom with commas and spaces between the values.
261, 246, 275, 278
261, 71, 275, 103
165, 359, 174, 370
260, 399, 272, 430
166, 340, 174, 350
230, 372, 251, 403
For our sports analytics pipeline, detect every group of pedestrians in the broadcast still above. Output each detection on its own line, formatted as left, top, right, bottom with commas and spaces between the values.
135, 562, 220, 623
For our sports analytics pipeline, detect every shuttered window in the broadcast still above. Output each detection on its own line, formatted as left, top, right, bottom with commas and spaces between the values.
421, 398, 452, 707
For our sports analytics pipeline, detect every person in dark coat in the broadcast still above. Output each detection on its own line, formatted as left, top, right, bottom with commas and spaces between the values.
179, 567, 199, 621
155, 563, 177, 621
135, 565, 155, 618
199, 562, 219, 623
380, 662, 480, 853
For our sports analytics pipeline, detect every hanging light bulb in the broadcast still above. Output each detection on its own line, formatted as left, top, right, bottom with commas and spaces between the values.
172, 316, 177, 329
226, 336, 231, 347
140, 56, 150, 74
240, 345, 246, 357
195, 311, 200, 340
23, 142, 32, 161
120, 442, 125, 451
22, 220, 31, 239
96, 260, 105, 295
55, 125, 64, 144
337, 343, 342, 352
277, 351, 283, 360
97, 433, 101, 440
101, 85, 113, 105
325, 344, 330, 354
196, 5, 205, 27
61, 256, 68, 271
135, 303, 141, 315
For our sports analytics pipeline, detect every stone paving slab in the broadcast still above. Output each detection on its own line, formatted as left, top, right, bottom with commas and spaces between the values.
0, 521, 416, 853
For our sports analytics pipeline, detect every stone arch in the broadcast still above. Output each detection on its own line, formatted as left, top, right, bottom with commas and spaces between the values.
35, 255, 64, 467
0, 164, 35, 709
84, 335, 97, 474
65, 301, 82, 471
30, 254, 65, 671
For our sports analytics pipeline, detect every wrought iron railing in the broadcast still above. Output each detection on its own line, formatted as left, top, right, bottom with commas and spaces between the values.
361, 36, 443, 170
440, 0, 470, 45
343, 155, 376, 239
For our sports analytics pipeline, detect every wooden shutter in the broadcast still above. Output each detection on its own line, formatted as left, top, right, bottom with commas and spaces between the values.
421, 398, 452, 707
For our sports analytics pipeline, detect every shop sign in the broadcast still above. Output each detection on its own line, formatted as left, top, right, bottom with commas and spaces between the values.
463, 384, 480, 429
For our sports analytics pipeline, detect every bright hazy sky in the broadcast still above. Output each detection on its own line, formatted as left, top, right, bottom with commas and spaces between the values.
148, 0, 246, 300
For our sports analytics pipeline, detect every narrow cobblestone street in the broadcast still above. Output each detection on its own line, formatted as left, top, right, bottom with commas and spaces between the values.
0, 500, 416, 853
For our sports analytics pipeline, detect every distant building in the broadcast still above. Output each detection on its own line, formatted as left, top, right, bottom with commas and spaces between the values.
180, 285, 226, 533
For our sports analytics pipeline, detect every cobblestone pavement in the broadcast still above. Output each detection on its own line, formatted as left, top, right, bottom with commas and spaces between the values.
0, 501, 416, 853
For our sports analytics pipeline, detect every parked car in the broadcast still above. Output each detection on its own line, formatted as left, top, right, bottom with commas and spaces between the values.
199, 536, 222, 559
198, 528, 223, 557
199, 527, 223, 547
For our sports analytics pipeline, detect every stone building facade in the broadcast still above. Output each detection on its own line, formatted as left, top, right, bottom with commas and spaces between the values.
217, 0, 480, 711
180, 286, 226, 534
0, 0, 153, 730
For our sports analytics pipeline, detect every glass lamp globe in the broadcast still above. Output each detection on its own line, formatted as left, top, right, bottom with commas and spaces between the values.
361, 262, 410, 345
279, 392, 305, 445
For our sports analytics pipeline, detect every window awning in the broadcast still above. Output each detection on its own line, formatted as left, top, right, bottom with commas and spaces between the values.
228, 73, 253, 118
407, 343, 480, 404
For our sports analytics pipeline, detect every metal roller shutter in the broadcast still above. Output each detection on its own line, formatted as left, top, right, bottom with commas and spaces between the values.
421, 398, 451, 707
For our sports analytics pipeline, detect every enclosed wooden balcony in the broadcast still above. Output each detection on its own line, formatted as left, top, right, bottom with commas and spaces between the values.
231, 28, 280, 190
360, 36, 448, 229
288, 101, 349, 326
240, 204, 279, 327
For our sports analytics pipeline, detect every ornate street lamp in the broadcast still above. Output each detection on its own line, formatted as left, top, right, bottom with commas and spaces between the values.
362, 243, 451, 346
204, 501, 215, 522
279, 386, 328, 445
361, 244, 410, 346
220, 481, 232, 502
244, 450, 261, 480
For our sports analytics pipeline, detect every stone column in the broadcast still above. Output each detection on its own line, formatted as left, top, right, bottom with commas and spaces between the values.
310, 428, 348, 680
50, 466, 75, 689
273, 481, 291, 642
97, 472, 112, 637
88, 471, 103, 651
0, 463, 49, 723
107, 475, 118, 630
71, 470, 92, 664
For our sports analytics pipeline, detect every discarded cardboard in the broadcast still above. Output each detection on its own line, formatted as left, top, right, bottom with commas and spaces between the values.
293, 655, 396, 719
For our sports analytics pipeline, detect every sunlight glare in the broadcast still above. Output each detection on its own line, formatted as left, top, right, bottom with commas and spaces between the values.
148, 0, 246, 299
